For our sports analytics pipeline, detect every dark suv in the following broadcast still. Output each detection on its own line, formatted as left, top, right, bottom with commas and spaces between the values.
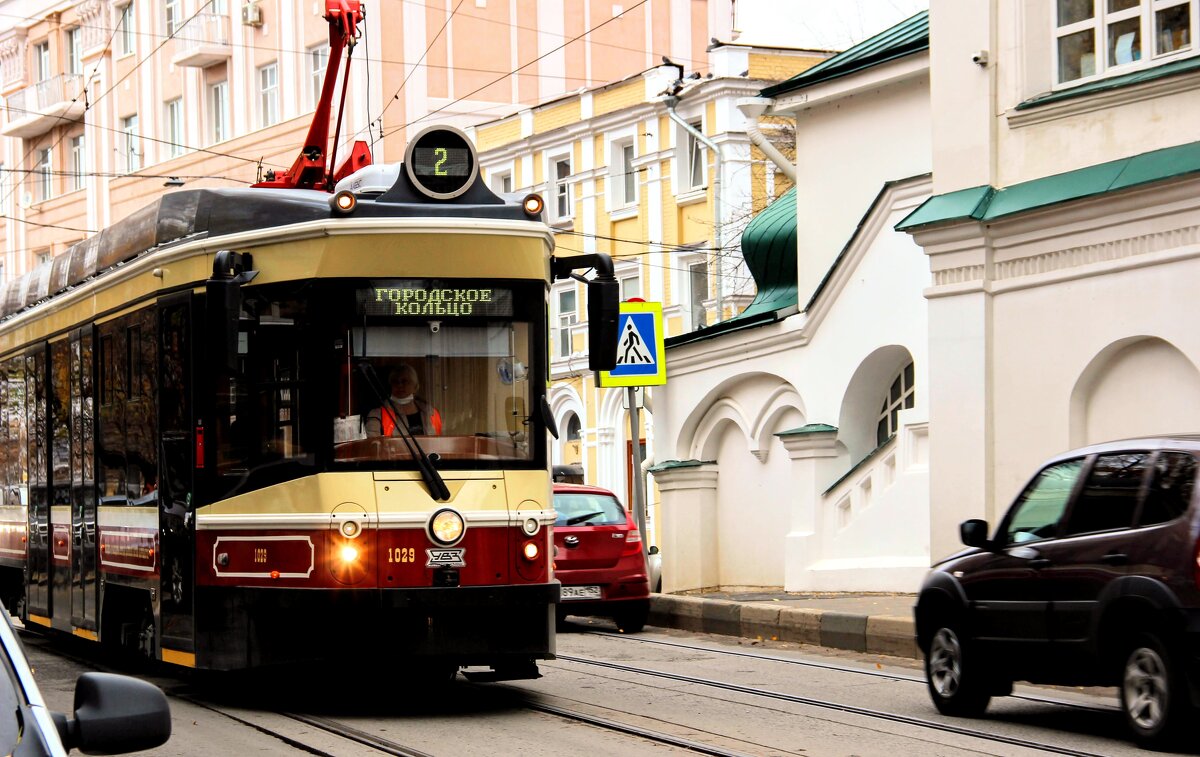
915, 436, 1200, 749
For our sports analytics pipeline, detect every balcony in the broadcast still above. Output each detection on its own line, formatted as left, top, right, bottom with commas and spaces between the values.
171, 14, 232, 68
1, 74, 85, 139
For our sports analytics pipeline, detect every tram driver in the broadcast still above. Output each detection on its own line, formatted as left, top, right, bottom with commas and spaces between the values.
365, 364, 443, 437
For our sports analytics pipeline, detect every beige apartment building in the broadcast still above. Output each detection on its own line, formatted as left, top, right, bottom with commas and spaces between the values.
471, 42, 824, 529
0, 0, 734, 280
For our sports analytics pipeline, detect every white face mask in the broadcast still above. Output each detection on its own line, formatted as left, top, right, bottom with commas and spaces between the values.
391, 394, 414, 403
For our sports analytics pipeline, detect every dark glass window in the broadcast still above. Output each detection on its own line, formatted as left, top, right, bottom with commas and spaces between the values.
50, 341, 70, 490
1063, 452, 1149, 536
1140, 451, 1196, 526
97, 322, 126, 505
553, 491, 627, 526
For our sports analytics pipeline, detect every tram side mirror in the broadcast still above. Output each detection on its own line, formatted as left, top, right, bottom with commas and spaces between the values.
540, 396, 559, 439
587, 275, 619, 371
205, 278, 242, 372
505, 397, 527, 435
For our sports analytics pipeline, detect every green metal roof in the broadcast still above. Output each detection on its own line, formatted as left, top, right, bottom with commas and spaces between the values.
1016, 55, 1200, 111
760, 11, 929, 98
776, 423, 838, 436
666, 187, 798, 348
896, 139, 1200, 231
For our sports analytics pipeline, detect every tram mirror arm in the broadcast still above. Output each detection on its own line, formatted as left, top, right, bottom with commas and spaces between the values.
355, 361, 451, 501
207, 251, 259, 371
549, 254, 619, 371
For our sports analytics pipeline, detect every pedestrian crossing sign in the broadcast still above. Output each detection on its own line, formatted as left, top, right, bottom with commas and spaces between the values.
599, 301, 666, 387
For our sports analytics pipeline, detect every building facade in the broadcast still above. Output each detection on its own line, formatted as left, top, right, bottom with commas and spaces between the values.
900, 0, 1200, 561
470, 42, 822, 545
0, 0, 733, 281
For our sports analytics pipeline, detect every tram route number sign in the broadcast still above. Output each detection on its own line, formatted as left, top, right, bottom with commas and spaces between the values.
426, 548, 466, 568
358, 282, 513, 318
599, 301, 666, 387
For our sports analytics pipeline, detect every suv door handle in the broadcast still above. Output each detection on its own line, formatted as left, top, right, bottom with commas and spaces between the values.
1101, 552, 1128, 565
1029, 558, 1051, 568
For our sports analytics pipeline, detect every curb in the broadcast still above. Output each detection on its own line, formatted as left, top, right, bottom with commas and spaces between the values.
648, 594, 920, 659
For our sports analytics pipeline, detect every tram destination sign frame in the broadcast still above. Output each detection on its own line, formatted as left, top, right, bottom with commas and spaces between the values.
358, 281, 514, 318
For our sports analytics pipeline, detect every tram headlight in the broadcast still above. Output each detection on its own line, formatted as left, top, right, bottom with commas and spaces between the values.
522, 540, 540, 561
521, 516, 540, 536
330, 190, 357, 215
340, 519, 361, 539
428, 508, 465, 546
340, 545, 359, 564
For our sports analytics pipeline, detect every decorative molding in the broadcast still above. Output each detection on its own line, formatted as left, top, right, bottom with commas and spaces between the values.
1007, 69, 1200, 129
994, 224, 1200, 280
932, 264, 986, 286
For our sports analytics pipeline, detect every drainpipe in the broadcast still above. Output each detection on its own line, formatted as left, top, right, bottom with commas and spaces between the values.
736, 96, 796, 181
663, 94, 725, 324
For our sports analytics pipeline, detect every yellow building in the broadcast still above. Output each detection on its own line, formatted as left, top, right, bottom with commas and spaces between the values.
471, 42, 825, 543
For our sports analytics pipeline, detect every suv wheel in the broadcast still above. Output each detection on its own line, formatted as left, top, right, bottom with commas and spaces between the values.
1121, 632, 1188, 749
925, 623, 991, 717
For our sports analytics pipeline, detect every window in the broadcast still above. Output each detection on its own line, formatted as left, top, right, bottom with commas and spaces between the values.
121, 115, 140, 172
35, 251, 49, 267
491, 172, 512, 194
66, 28, 82, 75
1001, 459, 1085, 545
615, 141, 636, 206
553, 491, 627, 526
164, 0, 182, 36
259, 63, 279, 128
34, 148, 52, 202
1055, 0, 1196, 85
689, 260, 708, 329
686, 120, 705, 189
556, 288, 577, 358
34, 42, 50, 82
877, 362, 915, 446
552, 157, 571, 221
308, 45, 329, 109
209, 81, 228, 144
118, 5, 136, 56
619, 270, 641, 301
1063, 452, 1149, 535
164, 99, 184, 158
69, 136, 84, 192
1140, 451, 1196, 525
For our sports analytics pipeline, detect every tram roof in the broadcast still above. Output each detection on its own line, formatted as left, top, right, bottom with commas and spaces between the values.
1, 173, 535, 323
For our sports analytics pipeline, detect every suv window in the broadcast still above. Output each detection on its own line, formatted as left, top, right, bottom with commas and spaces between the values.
1002, 458, 1084, 545
1062, 452, 1149, 536
1140, 451, 1197, 526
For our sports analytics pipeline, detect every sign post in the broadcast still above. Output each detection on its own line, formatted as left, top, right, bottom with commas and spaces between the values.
599, 301, 666, 552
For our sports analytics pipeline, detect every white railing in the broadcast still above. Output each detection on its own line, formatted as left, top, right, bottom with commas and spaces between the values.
6, 74, 84, 118
176, 13, 231, 52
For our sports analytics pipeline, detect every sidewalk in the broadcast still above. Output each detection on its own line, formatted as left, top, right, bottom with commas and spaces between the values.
648, 590, 920, 659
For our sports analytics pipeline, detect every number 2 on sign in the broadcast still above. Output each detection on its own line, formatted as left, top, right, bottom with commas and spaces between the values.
434, 147, 448, 176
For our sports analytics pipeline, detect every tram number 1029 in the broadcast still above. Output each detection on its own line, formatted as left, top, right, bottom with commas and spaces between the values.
387, 547, 417, 563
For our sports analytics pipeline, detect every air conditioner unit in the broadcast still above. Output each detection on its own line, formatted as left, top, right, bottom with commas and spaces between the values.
241, 2, 263, 27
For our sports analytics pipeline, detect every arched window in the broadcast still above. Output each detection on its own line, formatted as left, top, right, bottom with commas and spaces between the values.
877, 362, 915, 447
566, 415, 581, 441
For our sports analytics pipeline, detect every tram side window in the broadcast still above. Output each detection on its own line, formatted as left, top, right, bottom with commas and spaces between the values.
216, 295, 309, 476
49, 341, 70, 498
125, 312, 157, 503
25, 352, 45, 501
2, 358, 26, 507
97, 326, 126, 506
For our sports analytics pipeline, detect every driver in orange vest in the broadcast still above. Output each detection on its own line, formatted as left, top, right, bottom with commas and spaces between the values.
365, 364, 443, 437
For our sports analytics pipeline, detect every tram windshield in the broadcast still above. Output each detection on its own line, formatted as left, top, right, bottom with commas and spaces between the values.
334, 319, 535, 463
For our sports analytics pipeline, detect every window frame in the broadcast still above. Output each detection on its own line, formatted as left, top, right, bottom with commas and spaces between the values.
33, 42, 50, 83
550, 155, 572, 223
998, 457, 1088, 546
121, 114, 140, 173
34, 147, 52, 203
686, 119, 706, 191
258, 62, 279, 128
554, 285, 578, 359
687, 258, 708, 330
1053, 0, 1199, 87
164, 98, 184, 158
65, 27, 82, 76
307, 45, 329, 110
69, 136, 84, 192
209, 80, 229, 145
876, 362, 916, 447
118, 5, 136, 57
164, 0, 182, 36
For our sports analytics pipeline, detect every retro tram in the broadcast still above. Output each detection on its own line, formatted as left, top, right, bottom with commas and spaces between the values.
0, 3, 617, 680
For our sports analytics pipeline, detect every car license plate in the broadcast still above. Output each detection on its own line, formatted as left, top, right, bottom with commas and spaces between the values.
561, 585, 601, 601
426, 548, 466, 568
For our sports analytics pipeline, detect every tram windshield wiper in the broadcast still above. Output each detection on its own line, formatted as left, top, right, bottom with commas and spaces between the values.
566, 511, 605, 526
355, 361, 451, 501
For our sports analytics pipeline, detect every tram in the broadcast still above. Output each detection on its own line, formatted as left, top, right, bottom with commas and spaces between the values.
0, 2, 617, 680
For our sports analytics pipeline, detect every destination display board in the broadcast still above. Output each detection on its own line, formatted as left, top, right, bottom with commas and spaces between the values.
357, 281, 514, 317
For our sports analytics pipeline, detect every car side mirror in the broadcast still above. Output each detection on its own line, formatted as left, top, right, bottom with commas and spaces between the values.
56, 672, 172, 754
648, 545, 659, 555
960, 519, 991, 549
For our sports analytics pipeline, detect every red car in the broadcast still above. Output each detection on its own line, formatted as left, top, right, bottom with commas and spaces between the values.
552, 483, 651, 633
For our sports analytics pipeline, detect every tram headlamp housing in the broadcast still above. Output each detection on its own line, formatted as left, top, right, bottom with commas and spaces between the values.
521, 516, 540, 536
522, 541, 540, 561
522, 194, 545, 218
331, 190, 357, 215
428, 508, 465, 546
340, 520, 361, 539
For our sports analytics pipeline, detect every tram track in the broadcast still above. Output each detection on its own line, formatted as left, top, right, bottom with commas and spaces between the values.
551, 652, 1114, 757
582, 629, 1119, 714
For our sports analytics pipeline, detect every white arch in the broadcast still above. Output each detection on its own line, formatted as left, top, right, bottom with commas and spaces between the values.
675, 372, 802, 460
690, 397, 754, 461
750, 384, 806, 461
549, 384, 585, 468
837, 345, 915, 464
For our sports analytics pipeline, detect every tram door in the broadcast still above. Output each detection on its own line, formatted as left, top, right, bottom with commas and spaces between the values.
158, 296, 195, 650
69, 330, 98, 631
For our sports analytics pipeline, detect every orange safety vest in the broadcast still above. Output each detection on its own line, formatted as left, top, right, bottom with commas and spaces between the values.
381, 405, 442, 436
